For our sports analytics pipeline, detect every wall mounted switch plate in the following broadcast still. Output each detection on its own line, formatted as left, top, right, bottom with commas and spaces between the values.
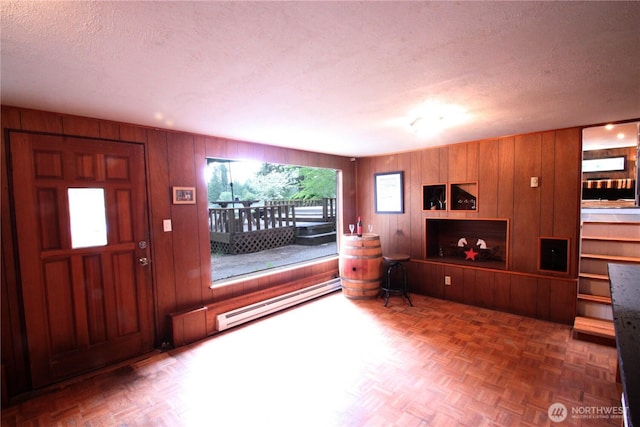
531, 177, 539, 187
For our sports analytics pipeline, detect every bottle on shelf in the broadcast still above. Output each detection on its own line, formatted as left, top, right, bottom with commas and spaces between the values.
356, 216, 363, 237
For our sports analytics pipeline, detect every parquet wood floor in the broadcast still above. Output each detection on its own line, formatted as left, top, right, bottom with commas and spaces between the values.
2, 293, 623, 426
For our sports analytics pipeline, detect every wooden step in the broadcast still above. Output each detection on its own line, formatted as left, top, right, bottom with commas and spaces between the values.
295, 222, 335, 236
582, 236, 640, 243
577, 293, 611, 304
580, 253, 640, 263
573, 316, 615, 339
295, 232, 336, 246
579, 272, 609, 281
581, 221, 640, 232
580, 239, 640, 259
581, 221, 640, 241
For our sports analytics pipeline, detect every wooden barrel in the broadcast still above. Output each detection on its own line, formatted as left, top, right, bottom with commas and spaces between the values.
339, 233, 383, 299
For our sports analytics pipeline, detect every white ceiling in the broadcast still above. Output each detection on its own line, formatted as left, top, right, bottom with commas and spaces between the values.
1, 1, 639, 158
583, 121, 639, 151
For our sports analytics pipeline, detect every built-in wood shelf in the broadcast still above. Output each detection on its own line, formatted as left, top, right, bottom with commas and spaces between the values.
450, 182, 477, 211
422, 184, 446, 211
425, 218, 508, 270
539, 237, 569, 273
422, 182, 478, 211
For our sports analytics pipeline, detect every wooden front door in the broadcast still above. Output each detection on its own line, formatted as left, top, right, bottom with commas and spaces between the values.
9, 132, 154, 388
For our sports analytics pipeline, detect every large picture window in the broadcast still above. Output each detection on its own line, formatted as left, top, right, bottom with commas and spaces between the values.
206, 159, 338, 282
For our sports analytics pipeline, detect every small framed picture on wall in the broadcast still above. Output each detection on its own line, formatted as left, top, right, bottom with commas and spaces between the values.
172, 186, 196, 204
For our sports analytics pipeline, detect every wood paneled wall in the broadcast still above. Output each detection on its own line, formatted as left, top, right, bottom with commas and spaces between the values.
355, 129, 582, 323
1, 105, 583, 400
1, 106, 354, 399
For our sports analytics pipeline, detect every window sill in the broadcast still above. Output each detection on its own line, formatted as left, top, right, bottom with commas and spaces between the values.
209, 254, 339, 289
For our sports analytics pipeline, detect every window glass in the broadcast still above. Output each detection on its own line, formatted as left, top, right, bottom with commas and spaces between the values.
207, 159, 338, 282
68, 188, 108, 248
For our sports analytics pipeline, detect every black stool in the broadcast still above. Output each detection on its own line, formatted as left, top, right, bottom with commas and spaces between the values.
381, 254, 413, 307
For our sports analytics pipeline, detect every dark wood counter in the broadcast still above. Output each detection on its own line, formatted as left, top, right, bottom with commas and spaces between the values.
609, 263, 640, 427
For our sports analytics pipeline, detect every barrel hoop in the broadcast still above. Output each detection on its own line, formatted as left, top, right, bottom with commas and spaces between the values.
341, 289, 379, 295
339, 254, 382, 260
341, 285, 380, 292
340, 277, 380, 285
342, 244, 382, 250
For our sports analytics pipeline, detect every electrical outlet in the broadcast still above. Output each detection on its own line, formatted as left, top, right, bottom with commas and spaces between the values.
444, 275, 451, 285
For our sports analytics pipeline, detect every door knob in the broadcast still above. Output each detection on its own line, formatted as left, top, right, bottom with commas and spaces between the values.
139, 257, 149, 266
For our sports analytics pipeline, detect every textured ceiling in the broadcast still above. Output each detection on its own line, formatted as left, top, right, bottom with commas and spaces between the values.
1, 1, 639, 157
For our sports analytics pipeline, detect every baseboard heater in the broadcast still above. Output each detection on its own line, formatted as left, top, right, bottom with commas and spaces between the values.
216, 278, 341, 332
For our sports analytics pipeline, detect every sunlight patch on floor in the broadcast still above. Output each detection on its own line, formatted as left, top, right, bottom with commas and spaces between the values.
175, 295, 393, 426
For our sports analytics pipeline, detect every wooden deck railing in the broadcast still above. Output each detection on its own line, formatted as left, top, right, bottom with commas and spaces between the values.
209, 205, 296, 234
209, 204, 297, 254
265, 198, 336, 221
208, 200, 336, 254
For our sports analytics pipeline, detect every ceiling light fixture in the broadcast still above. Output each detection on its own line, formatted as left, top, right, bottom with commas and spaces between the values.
408, 101, 470, 137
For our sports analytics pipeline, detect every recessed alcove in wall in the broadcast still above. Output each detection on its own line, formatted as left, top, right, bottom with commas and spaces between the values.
423, 184, 446, 210
538, 237, 569, 273
425, 218, 509, 270
450, 182, 477, 211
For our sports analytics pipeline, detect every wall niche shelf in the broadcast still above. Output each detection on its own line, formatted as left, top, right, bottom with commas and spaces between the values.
423, 184, 446, 210
538, 237, 569, 273
450, 182, 477, 211
425, 218, 509, 270
422, 182, 478, 211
